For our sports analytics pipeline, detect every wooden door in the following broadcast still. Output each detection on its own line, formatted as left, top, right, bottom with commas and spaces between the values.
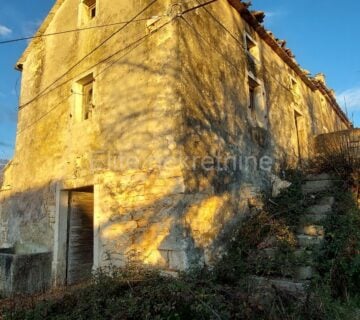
66, 190, 94, 285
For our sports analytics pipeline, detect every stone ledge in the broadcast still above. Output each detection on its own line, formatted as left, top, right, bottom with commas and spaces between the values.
249, 276, 306, 295
302, 180, 333, 195
297, 234, 323, 247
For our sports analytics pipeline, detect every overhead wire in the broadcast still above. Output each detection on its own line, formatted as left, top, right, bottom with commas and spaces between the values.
15, 1, 191, 134
18, 0, 160, 110
8, 0, 349, 137
15, 0, 230, 134
0, 17, 165, 45
17, 0, 218, 112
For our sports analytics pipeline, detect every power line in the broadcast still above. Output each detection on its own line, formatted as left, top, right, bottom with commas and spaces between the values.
13, 1, 217, 133
19, 0, 159, 110
0, 17, 164, 45
17, 93, 73, 135
11, 0, 350, 137
181, 0, 218, 14
18, 26, 159, 114
180, 7, 351, 125
17, 0, 217, 111
16, 19, 173, 134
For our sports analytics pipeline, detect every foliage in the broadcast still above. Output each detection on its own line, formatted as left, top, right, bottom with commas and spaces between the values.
313, 183, 360, 300
3, 171, 360, 320
2, 266, 268, 320
313, 130, 360, 180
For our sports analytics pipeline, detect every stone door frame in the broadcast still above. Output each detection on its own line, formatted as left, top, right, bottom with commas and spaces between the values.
52, 181, 100, 287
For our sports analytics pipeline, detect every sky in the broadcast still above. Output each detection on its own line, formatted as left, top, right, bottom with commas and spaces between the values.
0, 0, 359, 159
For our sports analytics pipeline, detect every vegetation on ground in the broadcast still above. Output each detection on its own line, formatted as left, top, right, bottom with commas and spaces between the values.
2, 171, 360, 319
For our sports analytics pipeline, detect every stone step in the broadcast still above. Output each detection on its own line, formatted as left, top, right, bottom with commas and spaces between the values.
250, 276, 306, 295
305, 173, 334, 181
293, 248, 313, 264
295, 266, 313, 280
300, 214, 328, 224
297, 225, 324, 237
297, 234, 324, 247
307, 204, 333, 215
260, 247, 313, 259
318, 196, 335, 206
302, 179, 333, 195
293, 248, 312, 257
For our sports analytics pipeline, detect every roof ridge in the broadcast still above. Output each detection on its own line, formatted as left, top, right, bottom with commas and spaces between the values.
227, 0, 352, 127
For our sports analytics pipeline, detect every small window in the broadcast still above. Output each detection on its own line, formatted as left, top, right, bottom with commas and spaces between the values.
73, 74, 95, 122
82, 80, 94, 120
83, 0, 97, 21
245, 33, 260, 61
248, 76, 260, 121
290, 76, 300, 97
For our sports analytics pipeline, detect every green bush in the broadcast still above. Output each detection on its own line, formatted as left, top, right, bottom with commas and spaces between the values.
313, 184, 360, 300
3, 172, 360, 320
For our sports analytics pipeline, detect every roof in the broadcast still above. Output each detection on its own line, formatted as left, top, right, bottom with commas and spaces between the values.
227, 0, 352, 128
15, 0, 352, 127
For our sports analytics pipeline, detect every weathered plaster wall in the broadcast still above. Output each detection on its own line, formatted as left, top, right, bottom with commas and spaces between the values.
171, 0, 350, 264
0, 0, 183, 264
172, 1, 273, 265
0, 0, 351, 277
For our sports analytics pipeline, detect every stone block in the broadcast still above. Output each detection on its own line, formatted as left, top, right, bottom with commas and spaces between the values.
0, 248, 52, 297
305, 173, 334, 181
302, 180, 333, 195
300, 214, 327, 224
318, 196, 335, 206
158, 232, 185, 251
271, 174, 291, 197
250, 276, 305, 295
295, 266, 313, 280
293, 249, 313, 264
297, 225, 324, 237
168, 250, 188, 271
307, 204, 332, 215
297, 234, 323, 247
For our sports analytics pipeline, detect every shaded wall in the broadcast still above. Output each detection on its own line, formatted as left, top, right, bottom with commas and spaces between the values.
0, 0, 183, 262
0, 0, 351, 274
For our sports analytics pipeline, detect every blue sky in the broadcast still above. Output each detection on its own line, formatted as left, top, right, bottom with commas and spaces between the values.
0, 1, 54, 159
252, 0, 360, 123
0, 0, 359, 159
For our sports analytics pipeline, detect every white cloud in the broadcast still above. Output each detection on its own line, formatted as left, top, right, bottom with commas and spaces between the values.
337, 87, 360, 112
0, 25, 12, 36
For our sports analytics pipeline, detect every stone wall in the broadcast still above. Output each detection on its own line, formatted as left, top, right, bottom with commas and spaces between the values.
0, 0, 352, 279
0, 0, 180, 253
171, 0, 349, 264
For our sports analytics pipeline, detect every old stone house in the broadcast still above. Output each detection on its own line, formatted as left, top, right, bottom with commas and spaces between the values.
0, 0, 351, 287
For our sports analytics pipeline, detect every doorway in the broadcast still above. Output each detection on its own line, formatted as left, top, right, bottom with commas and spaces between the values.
294, 111, 307, 165
66, 186, 94, 285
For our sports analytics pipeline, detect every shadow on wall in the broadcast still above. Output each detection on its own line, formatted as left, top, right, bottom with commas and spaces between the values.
0, 183, 57, 250
96, 5, 275, 270
0, 2, 302, 273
